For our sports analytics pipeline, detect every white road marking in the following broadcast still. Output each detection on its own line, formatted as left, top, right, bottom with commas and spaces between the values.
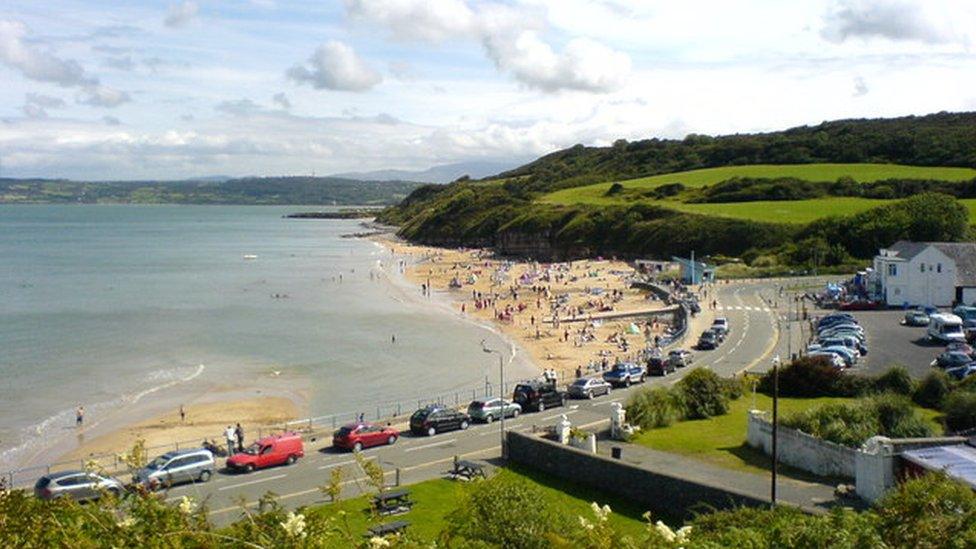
590, 399, 622, 407
540, 409, 578, 421
218, 473, 287, 491
403, 438, 457, 453
317, 458, 372, 470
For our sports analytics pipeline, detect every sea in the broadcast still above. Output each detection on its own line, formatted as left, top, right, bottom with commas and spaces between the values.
0, 204, 535, 471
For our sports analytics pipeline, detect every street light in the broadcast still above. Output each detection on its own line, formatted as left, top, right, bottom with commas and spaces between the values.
482, 339, 506, 458
771, 354, 781, 507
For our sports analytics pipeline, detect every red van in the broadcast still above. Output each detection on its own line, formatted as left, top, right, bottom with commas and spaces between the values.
226, 432, 304, 473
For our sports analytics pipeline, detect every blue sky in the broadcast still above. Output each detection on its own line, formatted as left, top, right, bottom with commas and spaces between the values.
1, 0, 975, 179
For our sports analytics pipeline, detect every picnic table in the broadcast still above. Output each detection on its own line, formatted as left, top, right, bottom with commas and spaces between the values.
367, 520, 410, 537
371, 488, 413, 516
452, 459, 487, 480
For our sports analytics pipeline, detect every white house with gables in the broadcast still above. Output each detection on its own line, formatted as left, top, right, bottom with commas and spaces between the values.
872, 241, 976, 307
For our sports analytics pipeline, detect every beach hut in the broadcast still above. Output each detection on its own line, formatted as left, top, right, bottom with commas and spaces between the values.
672, 254, 715, 285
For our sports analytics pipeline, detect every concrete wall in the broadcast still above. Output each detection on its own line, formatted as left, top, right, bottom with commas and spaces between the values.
506, 431, 767, 520
856, 436, 967, 503
747, 410, 857, 479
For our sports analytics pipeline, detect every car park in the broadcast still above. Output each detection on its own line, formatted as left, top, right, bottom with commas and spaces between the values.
467, 398, 521, 421
568, 377, 612, 399
946, 364, 976, 381
932, 350, 975, 369
34, 471, 124, 501
409, 405, 470, 436
697, 330, 718, 350
227, 432, 304, 473
512, 381, 567, 412
134, 448, 215, 489
333, 422, 399, 452
668, 349, 693, 368
903, 310, 931, 327
603, 362, 647, 386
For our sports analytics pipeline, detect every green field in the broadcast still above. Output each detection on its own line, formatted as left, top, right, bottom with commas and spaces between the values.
632, 392, 942, 479
667, 197, 890, 224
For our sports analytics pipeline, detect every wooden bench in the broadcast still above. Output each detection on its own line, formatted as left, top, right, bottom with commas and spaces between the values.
371, 488, 413, 516
367, 520, 410, 537
452, 459, 487, 480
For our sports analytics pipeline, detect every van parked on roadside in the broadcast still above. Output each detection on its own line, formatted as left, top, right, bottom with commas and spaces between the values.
226, 432, 304, 473
928, 313, 966, 344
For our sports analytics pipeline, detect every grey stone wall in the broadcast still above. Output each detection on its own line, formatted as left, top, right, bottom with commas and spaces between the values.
747, 410, 856, 479
507, 431, 767, 520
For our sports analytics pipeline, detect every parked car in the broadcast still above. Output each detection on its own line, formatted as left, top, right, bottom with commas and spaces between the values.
932, 350, 975, 369
817, 313, 855, 328
839, 299, 882, 311
697, 330, 719, 350
819, 345, 858, 367
647, 354, 676, 376
817, 336, 868, 356
668, 349, 693, 368
226, 432, 304, 473
568, 377, 612, 399
34, 471, 124, 501
333, 422, 399, 452
946, 341, 975, 355
708, 326, 727, 343
603, 362, 647, 386
409, 405, 471, 436
467, 398, 521, 422
903, 310, 931, 327
946, 364, 976, 381
512, 381, 567, 412
134, 448, 215, 489
928, 313, 966, 344
806, 351, 846, 369
711, 317, 730, 336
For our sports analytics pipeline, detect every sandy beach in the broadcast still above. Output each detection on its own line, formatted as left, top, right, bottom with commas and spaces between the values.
375, 234, 702, 383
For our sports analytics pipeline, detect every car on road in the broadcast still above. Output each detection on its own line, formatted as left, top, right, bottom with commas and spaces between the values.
946, 364, 976, 381
603, 362, 647, 386
467, 398, 521, 422
227, 432, 304, 473
512, 381, 567, 412
568, 377, 612, 399
409, 405, 471, 436
697, 330, 719, 350
647, 354, 676, 376
134, 448, 215, 489
932, 350, 975, 369
903, 310, 931, 327
711, 317, 730, 336
708, 326, 727, 342
668, 349, 693, 368
333, 422, 399, 452
34, 471, 124, 502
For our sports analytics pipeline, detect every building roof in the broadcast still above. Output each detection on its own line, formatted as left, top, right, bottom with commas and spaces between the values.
884, 241, 976, 286
670, 256, 712, 272
902, 444, 976, 490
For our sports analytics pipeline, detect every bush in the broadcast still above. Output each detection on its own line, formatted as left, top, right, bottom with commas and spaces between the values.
721, 375, 749, 401
913, 370, 951, 409
872, 393, 933, 439
758, 356, 846, 397
873, 366, 916, 396
782, 394, 933, 448
677, 369, 729, 419
943, 391, 976, 432
874, 473, 976, 548
625, 387, 684, 429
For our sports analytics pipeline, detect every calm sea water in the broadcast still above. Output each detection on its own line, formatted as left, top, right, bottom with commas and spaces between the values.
0, 205, 534, 469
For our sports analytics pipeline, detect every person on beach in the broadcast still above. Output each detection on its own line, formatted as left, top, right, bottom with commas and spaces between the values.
179, 405, 186, 423
76, 406, 84, 427
235, 423, 244, 452
224, 425, 236, 456
391, 334, 397, 344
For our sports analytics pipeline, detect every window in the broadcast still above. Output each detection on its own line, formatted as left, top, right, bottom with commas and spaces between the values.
887, 264, 898, 276
938, 263, 942, 273
921, 264, 925, 273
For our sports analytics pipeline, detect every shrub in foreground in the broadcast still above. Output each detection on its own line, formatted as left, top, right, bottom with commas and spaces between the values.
626, 387, 684, 430
677, 369, 730, 419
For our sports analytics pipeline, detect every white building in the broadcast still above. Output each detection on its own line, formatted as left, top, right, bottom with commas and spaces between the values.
872, 241, 976, 307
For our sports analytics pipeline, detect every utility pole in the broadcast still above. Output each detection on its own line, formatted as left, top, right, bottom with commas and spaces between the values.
771, 354, 780, 506
482, 340, 506, 458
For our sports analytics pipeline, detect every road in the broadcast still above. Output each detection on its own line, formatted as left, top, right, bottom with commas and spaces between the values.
140, 279, 789, 525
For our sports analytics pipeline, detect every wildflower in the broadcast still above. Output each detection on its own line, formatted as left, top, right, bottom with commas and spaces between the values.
676, 525, 693, 543
589, 501, 612, 522
578, 515, 595, 531
116, 516, 136, 528
368, 536, 391, 547
280, 511, 307, 539
655, 521, 676, 542
178, 496, 197, 515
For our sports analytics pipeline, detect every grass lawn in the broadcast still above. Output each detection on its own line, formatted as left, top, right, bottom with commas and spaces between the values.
666, 197, 890, 224
631, 392, 943, 481
303, 464, 649, 545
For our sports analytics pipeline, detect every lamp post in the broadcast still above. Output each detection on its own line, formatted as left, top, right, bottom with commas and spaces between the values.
771, 354, 781, 506
482, 340, 506, 458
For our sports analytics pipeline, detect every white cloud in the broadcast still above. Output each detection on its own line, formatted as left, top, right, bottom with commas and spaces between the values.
102, 115, 121, 125
272, 92, 291, 109
165, 1, 199, 29
853, 75, 869, 96
345, 0, 476, 43
484, 31, 630, 93
77, 85, 131, 107
821, 0, 967, 44
0, 19, 96, 87
103, 55, 135, 71
286, 40, 382, 92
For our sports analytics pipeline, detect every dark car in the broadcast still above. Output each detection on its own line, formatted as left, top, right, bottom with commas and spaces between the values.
512, 381, 566, 412
647, 353, 676, 376
602, 362, 646, 387
697, 330, 718, 350
932, 351, 975, 369
409, 405, 470, 436
817, 313, 855, 329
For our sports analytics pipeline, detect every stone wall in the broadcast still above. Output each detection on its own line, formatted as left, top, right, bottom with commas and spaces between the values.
747, 410, 857, 479
506, 431, 767, 520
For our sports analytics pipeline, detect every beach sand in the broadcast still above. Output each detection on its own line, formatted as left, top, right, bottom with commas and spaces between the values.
375, 234, 707, 382
62, 395, 301, 467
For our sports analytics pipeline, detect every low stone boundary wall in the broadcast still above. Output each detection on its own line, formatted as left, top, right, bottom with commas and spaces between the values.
747, 410, 856, 479
507, 431, 766, 519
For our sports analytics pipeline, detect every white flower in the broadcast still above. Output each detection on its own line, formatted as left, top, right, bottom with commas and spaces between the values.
280, 511, 307, 539
589, 501, 612, 522
578, 515, 595, 530
655, 520, 676, 542
368, 536, 392, 547
116, 516, 135, 528
676, 525, 693, 543
178, 495, 197, 515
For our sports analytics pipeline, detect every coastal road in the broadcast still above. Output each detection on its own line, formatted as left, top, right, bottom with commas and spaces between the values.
146, 279, 789, 524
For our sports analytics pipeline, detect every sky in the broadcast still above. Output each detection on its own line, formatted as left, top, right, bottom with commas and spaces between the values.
1, 0, 975, 180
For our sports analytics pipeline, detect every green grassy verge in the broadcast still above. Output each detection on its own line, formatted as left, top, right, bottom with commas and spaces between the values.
631, 392, 942, 479
303, 464, 649, 544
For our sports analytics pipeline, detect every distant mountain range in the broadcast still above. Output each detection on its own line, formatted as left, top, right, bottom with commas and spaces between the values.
333, 159, 529, 184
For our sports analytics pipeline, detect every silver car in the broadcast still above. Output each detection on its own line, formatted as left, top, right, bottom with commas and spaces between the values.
34, 470, 124, 501
568, 377, 612, 399
133, 448, 215, 490
467, 398, 521, 423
